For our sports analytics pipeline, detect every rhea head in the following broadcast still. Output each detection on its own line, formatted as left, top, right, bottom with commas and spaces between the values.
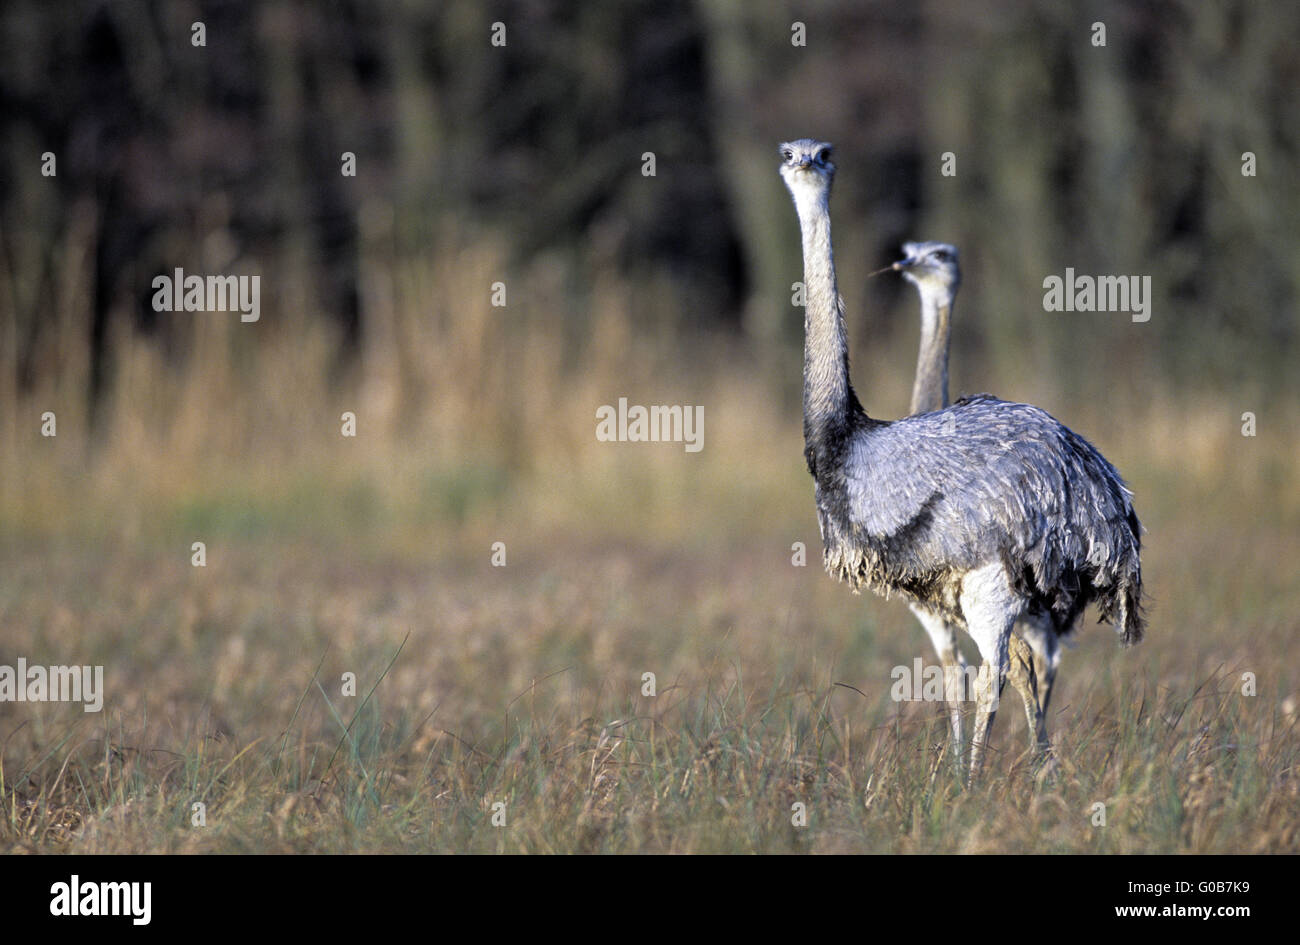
893, 241, 961, 299
779, 139, 836, 209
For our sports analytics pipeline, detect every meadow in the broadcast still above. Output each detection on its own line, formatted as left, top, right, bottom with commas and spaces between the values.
2, 241, 1296, 854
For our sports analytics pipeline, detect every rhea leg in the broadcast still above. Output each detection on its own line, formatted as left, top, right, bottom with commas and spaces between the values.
910, 604, 967, 769
1018, 615, 1059, 720
960, 565, 1020, 782
1006, 632, 1050, 754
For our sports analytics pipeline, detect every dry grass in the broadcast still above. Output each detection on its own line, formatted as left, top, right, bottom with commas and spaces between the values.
1, 238, 1297, 853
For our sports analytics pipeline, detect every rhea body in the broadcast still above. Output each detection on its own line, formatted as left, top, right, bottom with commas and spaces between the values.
779, 139, 1144, 778
894, 241, 1064, 762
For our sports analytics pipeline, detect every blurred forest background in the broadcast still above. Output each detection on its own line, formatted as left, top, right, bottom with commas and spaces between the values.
0, 1, 1297, 852
2, 0, 1296, 481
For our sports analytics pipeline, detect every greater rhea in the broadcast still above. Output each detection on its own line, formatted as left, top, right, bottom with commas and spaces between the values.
779, 139, 1145, 780
894, 240, 1065, 768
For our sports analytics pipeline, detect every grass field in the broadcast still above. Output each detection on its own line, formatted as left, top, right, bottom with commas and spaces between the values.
2, 323, 1297, 853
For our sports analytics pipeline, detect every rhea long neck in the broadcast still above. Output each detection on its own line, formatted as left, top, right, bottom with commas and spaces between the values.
794, 188, 862, 461
908, 289, 952, 415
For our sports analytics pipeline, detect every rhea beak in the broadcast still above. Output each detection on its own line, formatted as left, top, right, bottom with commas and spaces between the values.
892, 257, 914, 272
798, 158, 811, 169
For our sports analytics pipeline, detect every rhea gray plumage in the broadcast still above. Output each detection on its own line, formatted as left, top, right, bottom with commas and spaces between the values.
778, 139, 1145, 779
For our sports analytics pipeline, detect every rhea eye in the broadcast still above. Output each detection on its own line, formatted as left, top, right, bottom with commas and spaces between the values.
781, 148, 793, 162
816, 149, 830, 165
